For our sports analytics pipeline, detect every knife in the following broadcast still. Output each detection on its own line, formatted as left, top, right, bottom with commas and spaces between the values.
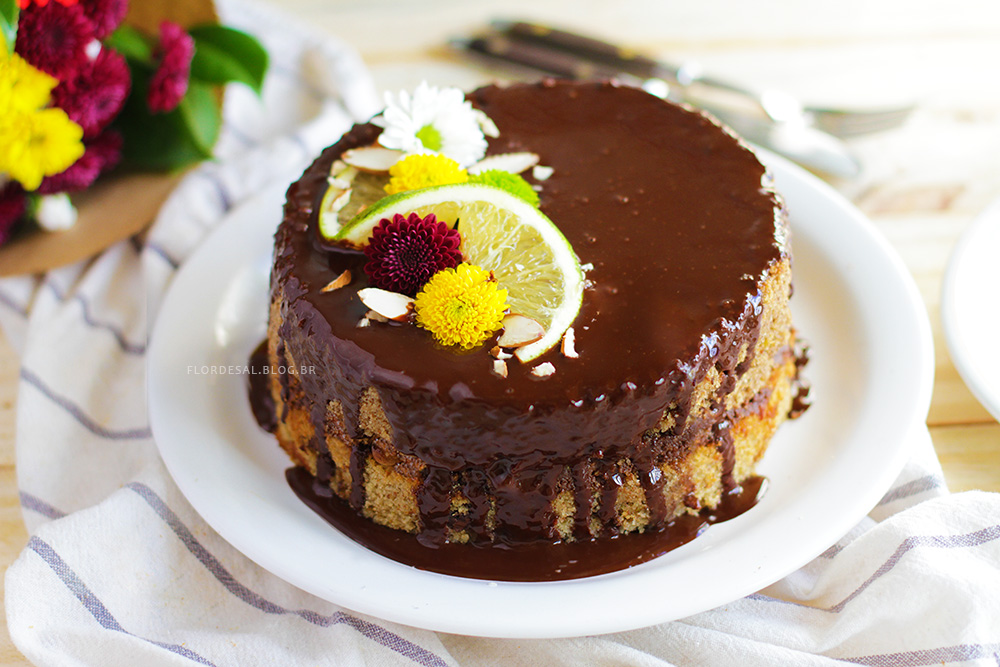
456, 28, 862, 178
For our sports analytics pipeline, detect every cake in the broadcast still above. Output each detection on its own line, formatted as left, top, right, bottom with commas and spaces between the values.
258, 80, 807, 576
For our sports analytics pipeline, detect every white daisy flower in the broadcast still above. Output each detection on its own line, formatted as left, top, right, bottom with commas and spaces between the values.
374, 82, 489, 168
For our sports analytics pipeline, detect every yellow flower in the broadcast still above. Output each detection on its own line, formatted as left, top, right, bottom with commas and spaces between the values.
415, 263, 508, 349
0, 52, 85, 191
0, 52, 58, 114
385, 154, 468, 195
0, 108, 85, 191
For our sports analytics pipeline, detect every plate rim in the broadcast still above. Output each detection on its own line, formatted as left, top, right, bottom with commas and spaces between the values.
148, 149, 934, 638
941, 196, 1000, 422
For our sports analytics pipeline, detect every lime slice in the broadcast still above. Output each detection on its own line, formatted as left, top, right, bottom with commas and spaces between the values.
336, 183, 584, 361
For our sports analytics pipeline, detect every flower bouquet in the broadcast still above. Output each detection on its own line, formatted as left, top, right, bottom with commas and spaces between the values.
0, 0, 267, 271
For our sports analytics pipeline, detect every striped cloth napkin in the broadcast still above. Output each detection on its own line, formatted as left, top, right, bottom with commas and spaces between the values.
3, 2, 1000, 664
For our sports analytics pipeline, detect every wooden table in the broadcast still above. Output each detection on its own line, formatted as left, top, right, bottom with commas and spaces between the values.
2, 1, 999, 662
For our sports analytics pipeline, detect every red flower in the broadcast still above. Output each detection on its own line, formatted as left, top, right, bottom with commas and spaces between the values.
363, 213, 463, 296
37, 129, 123, 194
78, 0, 127, 40
0, 185, 28, 248
15, 1, 95, 80
147, 21, 194, 114
18, 0, 78, 8
51, 46, 130, 138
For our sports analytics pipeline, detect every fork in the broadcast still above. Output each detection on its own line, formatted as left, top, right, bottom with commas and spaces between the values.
487, 20, 915, 139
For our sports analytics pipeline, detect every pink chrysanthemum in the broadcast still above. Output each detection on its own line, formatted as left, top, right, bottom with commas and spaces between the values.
15, 1, 95, 80
363, 213, 463, 296
0, 185, 28, 248
37, 129, 122, 194
78, 0, 127, 40
147, 21, 194, 114
51, 47, 130, 138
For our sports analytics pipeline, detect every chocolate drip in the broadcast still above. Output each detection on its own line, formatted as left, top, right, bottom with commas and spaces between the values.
247, 341, 277, 433
714, 420, 737, 492
415, 467, 453, 546
287, 466, 767, 581
455, 469, 492, 542
570, 459, 595, 539
348, 438, 369, 510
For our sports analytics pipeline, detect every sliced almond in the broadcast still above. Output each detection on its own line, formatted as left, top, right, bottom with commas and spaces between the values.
325, 188, 353, 214
497, 314, 545, 348
490, 345, 513, 361
357, 288, 414, 322
531, 362, 556, 378
328, 162, 358, 189
320, 270, 352, 293
474, 109, 500, 138
467, 152, 540, 176
561, 326, 579, 358
532, 165, 554, 181
342, 146, 405, 173
492, 359, 508, 378
365, 310, 388, 323
356, 317, 371, 328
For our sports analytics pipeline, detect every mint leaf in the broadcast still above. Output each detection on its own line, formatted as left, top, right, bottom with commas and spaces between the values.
188, 25, 268, 95
0, 0, 18, 56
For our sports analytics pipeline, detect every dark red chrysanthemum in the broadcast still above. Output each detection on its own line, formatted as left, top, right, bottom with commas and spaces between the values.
78, 0, 127, 40
363, 213, 463, 296
18, 0, 79, 9
147, 21, 194, 114
15, 1, 95, 80
0, 185, 28, 248
37, 129, 123, 194
51, 46, 130, 138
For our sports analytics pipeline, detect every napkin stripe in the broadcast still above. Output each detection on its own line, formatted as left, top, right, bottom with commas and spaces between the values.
27, 536, 217, 666
45, 283, 146, 356
20, 367, 152, 441
0, 288, 29, 317
198, 170, 235, 213
843, 642, 1000, 666
877, 475, 945, 506
146, 242, 181, 269
829, 523, 1000, 613
749, 522, 1000, 614
126, 482, 451, 667
19, 491, 67, 520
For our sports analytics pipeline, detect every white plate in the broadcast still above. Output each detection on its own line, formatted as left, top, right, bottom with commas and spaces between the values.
148, 150, 934, 638
942, 197, 1000, 423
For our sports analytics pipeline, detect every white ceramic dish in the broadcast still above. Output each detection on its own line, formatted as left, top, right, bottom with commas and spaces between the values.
942, 197, 1000, 424
148, 150, 934, 638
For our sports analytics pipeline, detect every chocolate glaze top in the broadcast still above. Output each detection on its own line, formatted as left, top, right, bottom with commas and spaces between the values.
272, 81, 786, 472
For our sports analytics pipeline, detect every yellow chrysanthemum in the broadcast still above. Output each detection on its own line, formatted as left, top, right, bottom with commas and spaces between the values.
0, 52, 58, 114
0, 107, 85, 191
415, 263, 508, 348
385, 153, 469, 195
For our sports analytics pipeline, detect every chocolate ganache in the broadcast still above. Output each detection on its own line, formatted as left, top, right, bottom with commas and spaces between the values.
264, 80, 800, 574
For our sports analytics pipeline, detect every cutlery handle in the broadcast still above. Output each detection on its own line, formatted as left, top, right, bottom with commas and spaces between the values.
494, 20, 681, 83
463, 34, 625, 81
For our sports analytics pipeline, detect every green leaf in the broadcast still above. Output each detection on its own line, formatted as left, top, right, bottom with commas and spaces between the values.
114, 69, 218, 171
0, 0, 18, 56
104, 25, 154, 65
188, 25, 268, 96
177, 79, 221, 155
